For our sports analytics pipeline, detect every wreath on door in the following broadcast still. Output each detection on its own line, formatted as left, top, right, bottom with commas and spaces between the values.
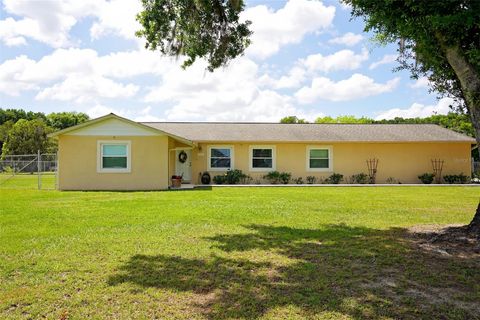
178, 151, 188, 163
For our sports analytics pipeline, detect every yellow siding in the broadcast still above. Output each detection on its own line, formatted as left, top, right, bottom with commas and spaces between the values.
187, 142, 472, 184
58, 135, 169, 190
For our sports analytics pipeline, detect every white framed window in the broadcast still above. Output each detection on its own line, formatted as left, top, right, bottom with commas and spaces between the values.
97, 140, 131, 173
249, 145, 275, 171
306, 146, 332, 172
208, 145, 233, 171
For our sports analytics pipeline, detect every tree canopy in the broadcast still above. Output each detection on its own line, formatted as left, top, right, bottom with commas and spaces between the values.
1, 119, 55, 156
344, 1, 480, 150
0, 109, 89, 156
343, 0, 480, 230
136, 0, 252, 71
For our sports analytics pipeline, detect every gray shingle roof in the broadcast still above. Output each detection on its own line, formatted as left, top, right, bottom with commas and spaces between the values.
141, 122, 476, 143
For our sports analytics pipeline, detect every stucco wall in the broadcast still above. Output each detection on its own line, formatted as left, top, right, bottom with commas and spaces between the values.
58, 135, 169, 190
184, 142, 472, 184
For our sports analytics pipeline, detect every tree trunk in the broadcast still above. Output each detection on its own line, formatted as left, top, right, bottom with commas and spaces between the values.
436, 36, 480, 234
468, 202, 480, 234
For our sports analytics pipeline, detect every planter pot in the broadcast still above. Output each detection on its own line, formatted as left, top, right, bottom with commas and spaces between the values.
171, 178, 182, 188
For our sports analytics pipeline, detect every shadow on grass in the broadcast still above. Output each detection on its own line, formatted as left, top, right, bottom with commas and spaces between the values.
108, 224, 480, 319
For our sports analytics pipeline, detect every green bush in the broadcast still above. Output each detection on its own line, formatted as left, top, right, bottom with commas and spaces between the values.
306, 176, 316, 184
213, 169, 249, 185
386, 177, 399, 184
279, 172, 292, 184
263, 171, 281, 184
349, 173, 369, 184
418, 173, 435, 184
212, 175, 226, 184
293, 177, 304, 184
263, 171, 292, 184
325, 173, 343, 184
443, 173, 469, 184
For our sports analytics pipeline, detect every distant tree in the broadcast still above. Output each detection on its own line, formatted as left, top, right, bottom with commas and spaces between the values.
1, 119, 55, 157
47, 112, 89, 130
315, 115, 374, 124
0, 108, 46, 125
376, 113, 475, 138
280, 116, 308, 124
0, 120, 14, 153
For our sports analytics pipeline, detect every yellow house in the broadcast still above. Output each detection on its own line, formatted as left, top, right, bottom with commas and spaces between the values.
50, 113, 476, 190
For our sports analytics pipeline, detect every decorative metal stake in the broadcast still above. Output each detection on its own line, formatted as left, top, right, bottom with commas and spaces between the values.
367, 158, 379, 184
431, 159, 444, 184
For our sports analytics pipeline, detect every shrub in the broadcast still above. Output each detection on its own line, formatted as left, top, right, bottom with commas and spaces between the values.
386, 177, 398, 184
212, 175, 226, 184
279, 172, 292, 184
225, 169, 248, 184
325, 173, 343, 184
306, 176, 317, 184
213, 169, 249, 185
293, 177, 304, 184
443, 173, 469, 184
418, 173, 435, 184
263, 171, 281, 184
349, 173, 369, 184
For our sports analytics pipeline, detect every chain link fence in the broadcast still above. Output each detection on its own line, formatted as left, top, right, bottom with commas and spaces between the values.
0, 152, 57, 190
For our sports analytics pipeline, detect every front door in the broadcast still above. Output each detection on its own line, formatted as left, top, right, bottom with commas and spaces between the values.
175, 149, 192, 182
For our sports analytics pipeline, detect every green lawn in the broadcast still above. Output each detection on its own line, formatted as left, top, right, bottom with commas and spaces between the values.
0, 173, 56, 190
1, 181, 479, 319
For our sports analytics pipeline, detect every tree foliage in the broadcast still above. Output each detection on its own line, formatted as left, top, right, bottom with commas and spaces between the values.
344, 0, 480, 152
0, 109, 89, 155
280, 116, 307, 124
136, 0, 252, 71
46, 112, 89, 130
1, 119, 55, 156
315, 115, 374, 124
0, 109, 46, 124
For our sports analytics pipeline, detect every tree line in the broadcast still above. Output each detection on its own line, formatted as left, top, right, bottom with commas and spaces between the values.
0, 109, 89, 157
280, 113, 475, 138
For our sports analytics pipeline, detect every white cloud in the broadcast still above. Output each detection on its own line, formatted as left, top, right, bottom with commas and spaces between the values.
302, 48, 369, 73
242, 0, 335, 59
0, 48, 172, 102
258, 66, 306, 89
89, 0, 142, 41
35, 75, 139, 103
295, 73, 400, 103
410, 76, 430, 89
86, 104, 125, 119
375, 97, 454, 120
86, 104, 164, 122
0, 55, 38, 95
328, 32, 363, 47
0, 0, 142, 47
144, 57, 322, 121
0, 0, 99, 47
135, 106, 164, 122
369, 54, 397, 70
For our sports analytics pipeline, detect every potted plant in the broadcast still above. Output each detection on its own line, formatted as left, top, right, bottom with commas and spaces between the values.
171, 175, 182, 188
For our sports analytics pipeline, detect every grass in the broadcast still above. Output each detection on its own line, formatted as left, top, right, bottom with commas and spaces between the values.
0, 173, 56, 190
0, 177, 479, 319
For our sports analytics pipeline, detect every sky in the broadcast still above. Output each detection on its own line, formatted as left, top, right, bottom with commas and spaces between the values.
0, 0, 454, 122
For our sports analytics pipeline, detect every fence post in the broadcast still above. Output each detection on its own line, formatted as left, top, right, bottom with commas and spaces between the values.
38, 150, 41, 190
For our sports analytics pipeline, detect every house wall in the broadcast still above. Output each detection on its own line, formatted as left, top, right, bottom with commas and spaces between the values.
57, 135, 170, 190
183, 142, 471, 184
